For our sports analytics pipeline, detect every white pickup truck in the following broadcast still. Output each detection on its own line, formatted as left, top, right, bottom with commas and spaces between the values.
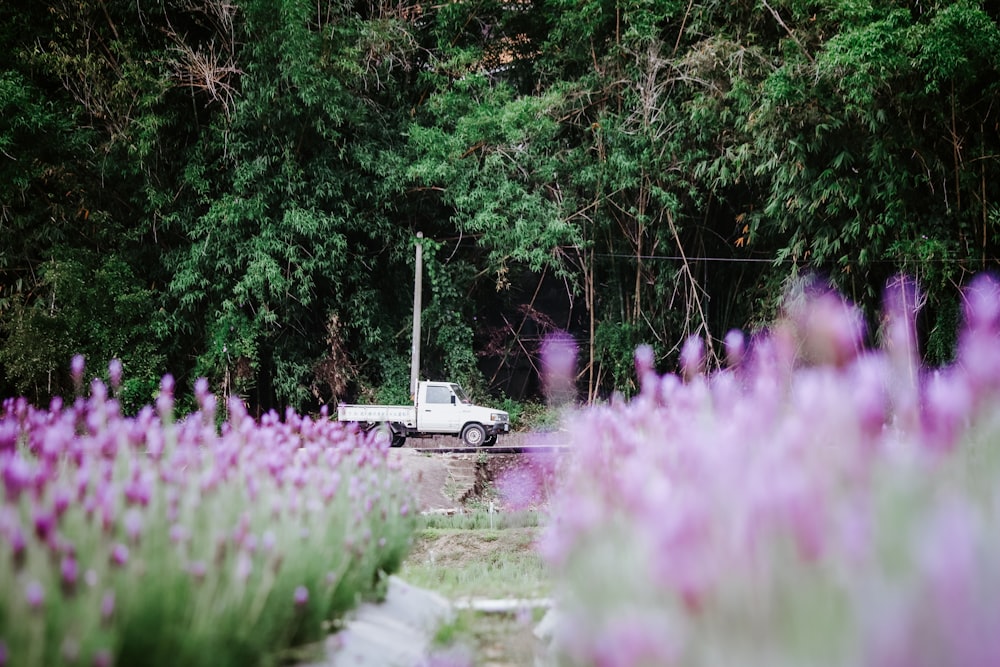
336, 380, 510, 447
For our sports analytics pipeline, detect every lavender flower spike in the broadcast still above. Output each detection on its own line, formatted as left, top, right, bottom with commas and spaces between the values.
724, 329, 745, 369
71, 355, 86, 384
634, 345, 656, 394
958, 273, 1000, 396
680, 335, 705, 381
541, 332, 578, 407
156, 374, 175, 421
25, 580, 44, 611
108, 359, 123, 390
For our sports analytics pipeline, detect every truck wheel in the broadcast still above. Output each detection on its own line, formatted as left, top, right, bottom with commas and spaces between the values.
369, 423, 394, 447
391, 434, 406, 448
483, 434, 497, 446
462, 423, 486, 447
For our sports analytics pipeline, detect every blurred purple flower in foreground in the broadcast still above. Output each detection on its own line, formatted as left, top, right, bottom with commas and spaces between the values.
71, 355, 85, 386
679, 336, 705, 381
541, 332, 578, 407
108, 359, 123, 391
541, 273, 1000, 667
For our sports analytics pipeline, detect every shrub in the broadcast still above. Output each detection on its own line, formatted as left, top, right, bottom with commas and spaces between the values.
540, 274, 1000, 667
0, 367, 416, 667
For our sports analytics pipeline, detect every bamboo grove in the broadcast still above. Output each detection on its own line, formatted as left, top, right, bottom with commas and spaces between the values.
1, 0, 998, 413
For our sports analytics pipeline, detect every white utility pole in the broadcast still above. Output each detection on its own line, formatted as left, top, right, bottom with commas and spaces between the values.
410, 232, 423, 399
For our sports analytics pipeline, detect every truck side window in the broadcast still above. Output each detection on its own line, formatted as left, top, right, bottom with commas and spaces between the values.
425, 386, 451, 404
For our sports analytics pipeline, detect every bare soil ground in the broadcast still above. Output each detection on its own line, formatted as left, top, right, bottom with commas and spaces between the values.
389, 448, 456, 511
405, 528, 539, 568
390, 442, 561, 512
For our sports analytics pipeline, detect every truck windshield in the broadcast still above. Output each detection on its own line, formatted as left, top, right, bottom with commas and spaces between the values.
450, 384, 470, 404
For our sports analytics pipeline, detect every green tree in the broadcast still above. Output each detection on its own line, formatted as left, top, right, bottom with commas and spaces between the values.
0, 2, 175, 405
164, 0, 424, 412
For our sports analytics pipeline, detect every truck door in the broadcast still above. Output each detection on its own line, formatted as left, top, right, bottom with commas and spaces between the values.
419, 384, 461, 433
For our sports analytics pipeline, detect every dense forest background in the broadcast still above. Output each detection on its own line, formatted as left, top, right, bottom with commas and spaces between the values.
1, 0, 998, 415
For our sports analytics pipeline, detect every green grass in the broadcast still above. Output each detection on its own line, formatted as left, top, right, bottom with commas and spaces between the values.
429, 608, 543, 665
400, 524, 550, 600
402, 516, 554, 666
417, 509, 541, 531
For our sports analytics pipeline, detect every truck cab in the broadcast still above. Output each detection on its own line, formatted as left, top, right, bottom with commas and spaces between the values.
416, 381, 510, 446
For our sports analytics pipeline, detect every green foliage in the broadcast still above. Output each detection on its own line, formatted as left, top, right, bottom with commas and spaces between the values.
406, 83, 580, 277
3, 0, 998, 408
419, 240, 483, 390
593, 321, 645, 397
0, 253, 163, 410
157, 0, 424, 410
372, 362, 412, 406
494, 396, 563, 432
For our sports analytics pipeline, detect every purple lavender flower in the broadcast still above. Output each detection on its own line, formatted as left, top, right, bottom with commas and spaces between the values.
101, 591, 115, 624
850, 354, 889, 445
61, 555, 79, 594
634, 344, 656, 394
145, 427, 164, 460
169, 524, 188, 545
2, 452, 32, 501
497, 466, 538, 511
234, 551, 252, 584
9, 525, 25, 567
724, 329, 745, 369
108, 359, 123, 390
539, 274, 1000, 667
92, 648, 112, 667
962, 272, 1000, 332
679, 335, 705, 380
33, 509, 55, 541
883, 276, 922, 422
540, 331, 578, 406
199, 394, 217, 421
123, 508, 143, 544
123, 471, 152, 507
790, 286, 865, 367
0, 366, 415, 667
194, 375, 211, 396
25, 580, 44, 611
89, 378, 108, 404
587, 613, 680, 667
109, 543, 129, 567
867, 499, 998, 667
156, 375, 175, 420
0, 420, 18, 452
53, 485, 72, 518
921, 370, 972, 453
884, 276, 922, 350
957, 274, 1000, 396
100, 493, 118, 534
71, 355, 86, 384
187, 560, 207, 581
293, 585, 309, 608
